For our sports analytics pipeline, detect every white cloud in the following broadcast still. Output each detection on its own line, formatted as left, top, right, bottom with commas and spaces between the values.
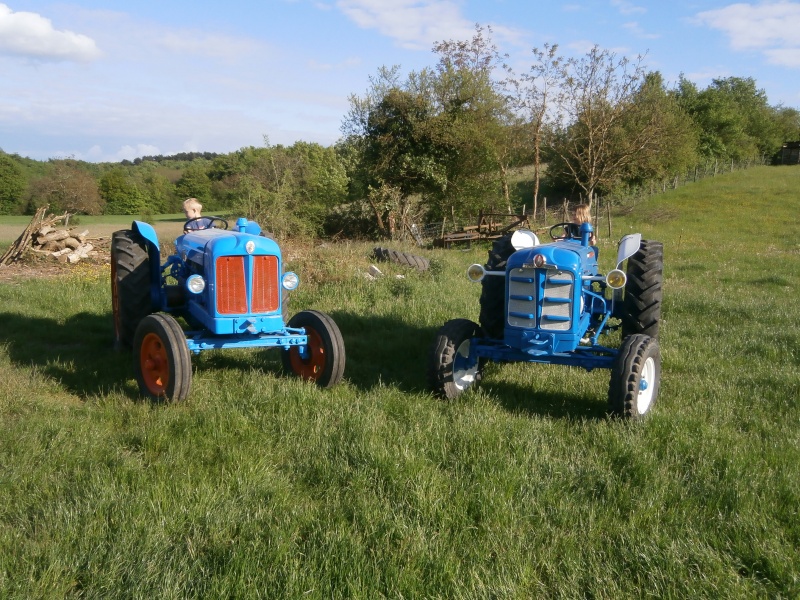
764, 47, 800, 67
622, 21, 660, 40
154, 31, 267, 63
0, 3, 101, 61
335, 0, 475, 49
695, 1, 800, 68
334, 0, 525, 52
611, 0, 646, 16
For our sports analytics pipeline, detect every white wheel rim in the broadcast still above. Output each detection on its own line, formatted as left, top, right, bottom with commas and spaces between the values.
453, 338, 478, 391
637, 356, 656, 414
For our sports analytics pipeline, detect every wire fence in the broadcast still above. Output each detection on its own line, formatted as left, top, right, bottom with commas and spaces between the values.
404, 155, 772, 247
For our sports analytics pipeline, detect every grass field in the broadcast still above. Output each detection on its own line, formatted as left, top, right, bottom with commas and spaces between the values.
1, 166, 799, 598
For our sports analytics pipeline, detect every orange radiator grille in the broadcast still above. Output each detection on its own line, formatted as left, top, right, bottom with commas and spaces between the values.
216, 256, 247, 314
252, 255, 279, 312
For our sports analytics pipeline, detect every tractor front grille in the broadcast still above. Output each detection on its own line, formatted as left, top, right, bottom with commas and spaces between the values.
507, 267, 574, 330
215, 255, 280, 315
251, 255, 279, 312
540, 270, 573, 330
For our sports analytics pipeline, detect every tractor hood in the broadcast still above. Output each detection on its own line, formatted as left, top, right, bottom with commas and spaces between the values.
507, 240, 598, 275
176, 229, 281, 265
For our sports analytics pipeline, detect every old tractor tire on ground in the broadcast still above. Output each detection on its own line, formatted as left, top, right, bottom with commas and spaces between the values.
372, 247, 430, 272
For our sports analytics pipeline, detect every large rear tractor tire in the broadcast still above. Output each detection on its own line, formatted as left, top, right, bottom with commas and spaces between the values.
428, 319, 483, 400
622, 240, 663, 339
282, 310, 345, 387
608, 334, 660, 419
479, 235, 514, 339
133, 313, 192, 401
111, 230, 153, 349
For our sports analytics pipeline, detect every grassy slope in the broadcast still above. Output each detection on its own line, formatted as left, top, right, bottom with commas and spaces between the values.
0, 166, 798, 598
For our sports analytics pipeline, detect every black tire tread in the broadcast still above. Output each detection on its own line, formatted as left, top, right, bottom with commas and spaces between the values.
281, 310, 345, 387
133, 313, 192, 401
112, 230, 153, 348
427, 318, 482, 400
608, 333, 660, 419
372, 247, 430, 272
622, 240, 663, 339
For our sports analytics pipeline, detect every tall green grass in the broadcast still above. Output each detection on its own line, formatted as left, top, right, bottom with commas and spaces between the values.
1, 166, 798, 598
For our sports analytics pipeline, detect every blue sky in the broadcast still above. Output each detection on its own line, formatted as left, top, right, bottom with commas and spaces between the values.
1, 0, 799, 162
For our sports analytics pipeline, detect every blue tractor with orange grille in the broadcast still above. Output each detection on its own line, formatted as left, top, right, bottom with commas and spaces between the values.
111, 216, 345, 400
428, 222, 663, 419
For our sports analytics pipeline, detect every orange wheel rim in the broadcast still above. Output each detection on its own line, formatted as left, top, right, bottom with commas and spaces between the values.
140, 332, 170, 394
290, 328, 326, 380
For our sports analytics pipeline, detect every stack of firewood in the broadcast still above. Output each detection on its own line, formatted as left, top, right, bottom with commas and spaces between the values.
0, 206, 97, 266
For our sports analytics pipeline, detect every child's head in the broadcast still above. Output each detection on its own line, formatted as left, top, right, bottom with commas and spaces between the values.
183, 198, 202, 219
573, 203, 591, 224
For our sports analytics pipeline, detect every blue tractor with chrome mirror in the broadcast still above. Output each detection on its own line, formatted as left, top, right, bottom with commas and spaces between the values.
111, 216, 345, 400
428, 221, 663, 419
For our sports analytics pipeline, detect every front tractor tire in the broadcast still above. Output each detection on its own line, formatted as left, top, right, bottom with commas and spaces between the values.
111, 229, 152, 349
622, 240, 663, 339
428, 319, 483, 400
282, 310, 345, 388
133, 313, 192, 401
608, 334, 660, 419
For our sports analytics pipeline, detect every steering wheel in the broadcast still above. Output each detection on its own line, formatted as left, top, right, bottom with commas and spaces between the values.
549, 222, 580, 240
183, 216, 228, 231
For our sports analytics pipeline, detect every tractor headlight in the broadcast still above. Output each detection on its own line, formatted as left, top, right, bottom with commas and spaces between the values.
186, 274, 206, 294
282, 271, 299, 290
466, 263, 485, 282
606, 269, 626, 289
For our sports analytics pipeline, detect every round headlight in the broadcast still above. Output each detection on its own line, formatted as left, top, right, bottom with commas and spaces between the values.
186, 274, 206, 294
282, 272, 299, 290
606, 269, 627, 289
466, 263, 485, 282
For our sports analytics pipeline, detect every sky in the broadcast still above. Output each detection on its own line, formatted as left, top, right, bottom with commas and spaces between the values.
1, 0, 799, 163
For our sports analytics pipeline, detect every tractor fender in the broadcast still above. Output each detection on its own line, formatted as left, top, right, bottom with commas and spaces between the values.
132, 220, 160, 253
131, 220, 163, 309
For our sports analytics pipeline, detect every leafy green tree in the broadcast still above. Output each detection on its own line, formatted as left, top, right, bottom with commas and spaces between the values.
225, 141, 347, 238
676, 76, 781, 161
100, 168, 146, 215
426, 24, 510, 217
28, 159, 104, 215
175, 163, 212, 207
0, 153, 26, 214
617, 72, 699, 187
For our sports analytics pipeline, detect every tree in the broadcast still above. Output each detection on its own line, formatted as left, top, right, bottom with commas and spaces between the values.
505, 43, 566, 218
175, 163, 212, 207
0, 153, 26, 214
549, 45, 652, 208
100, 168, 146, 215
617, 72, 699, 187
226, 141, 348, 238
427, 24, 510, 217
28, 159, 104, 215
676, 76, 781, 161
